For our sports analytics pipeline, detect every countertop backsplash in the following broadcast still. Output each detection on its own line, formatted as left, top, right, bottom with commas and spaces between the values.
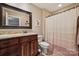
0, 29, 32, 35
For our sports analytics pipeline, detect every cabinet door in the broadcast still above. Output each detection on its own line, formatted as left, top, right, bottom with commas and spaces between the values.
21, 42, 30, 56
30, 39, 38, 56
0, 48, 9, 56
0, 38, 19, 56
0, 45, 20, 56
20, 36, 30, 56
8, 45, 20, 56
20, 35, 38, 56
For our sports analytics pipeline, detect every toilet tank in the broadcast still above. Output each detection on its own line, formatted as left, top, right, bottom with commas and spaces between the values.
38, 35, 43, 42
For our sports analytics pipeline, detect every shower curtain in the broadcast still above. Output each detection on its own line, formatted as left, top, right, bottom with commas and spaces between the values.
45, 8, 78, 56
77, 29, 79, 45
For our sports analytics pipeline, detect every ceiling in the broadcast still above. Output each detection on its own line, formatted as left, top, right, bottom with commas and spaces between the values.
32, 3, 72, 12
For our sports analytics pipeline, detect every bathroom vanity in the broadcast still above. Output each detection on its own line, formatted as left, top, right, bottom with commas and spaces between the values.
0, 33, 38, 56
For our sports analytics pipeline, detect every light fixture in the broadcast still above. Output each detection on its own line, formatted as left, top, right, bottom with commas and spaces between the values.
58, 4, 62, 7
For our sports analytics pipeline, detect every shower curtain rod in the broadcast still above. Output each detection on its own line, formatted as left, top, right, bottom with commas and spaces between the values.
46, 3, 79, 18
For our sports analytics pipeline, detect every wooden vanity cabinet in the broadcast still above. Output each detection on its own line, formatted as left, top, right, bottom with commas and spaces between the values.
0, 38, 20, 56
20, 35, 38, 56
30, 35, 38, 56
20, 36, 30, 56
0, 35, 38, 56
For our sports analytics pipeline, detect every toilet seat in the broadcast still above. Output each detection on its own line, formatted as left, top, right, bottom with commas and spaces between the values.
39, 42, 49, 48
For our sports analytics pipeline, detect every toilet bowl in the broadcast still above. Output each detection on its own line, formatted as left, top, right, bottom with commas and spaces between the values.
39, 41, 49, 49
38, 35, 49, 48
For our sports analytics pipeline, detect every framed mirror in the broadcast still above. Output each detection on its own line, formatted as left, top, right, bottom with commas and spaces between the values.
0, 3, 32, 29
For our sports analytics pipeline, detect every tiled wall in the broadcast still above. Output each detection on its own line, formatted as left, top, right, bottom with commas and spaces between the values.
45, 8, 78, 56
0, 29, 32, 34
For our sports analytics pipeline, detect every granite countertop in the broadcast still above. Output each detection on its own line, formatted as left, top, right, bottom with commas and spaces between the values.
0, 33, 37, 39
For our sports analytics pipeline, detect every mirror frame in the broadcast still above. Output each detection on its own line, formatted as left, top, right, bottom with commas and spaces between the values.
0, 3, 32, 29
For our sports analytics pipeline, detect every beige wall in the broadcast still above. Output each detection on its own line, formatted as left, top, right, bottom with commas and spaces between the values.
42, 9, 52, 38
29, 4, 42, 35
0, 3, 51, 35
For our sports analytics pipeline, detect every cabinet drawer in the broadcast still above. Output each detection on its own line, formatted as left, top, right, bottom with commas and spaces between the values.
30, 35, 37, 40
20, 37, 29, 43
0, 40, 9, 49
8, 38, 18, 45
0, 38, 18, 49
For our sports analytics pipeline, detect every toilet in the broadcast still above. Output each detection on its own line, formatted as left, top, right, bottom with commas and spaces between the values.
38, 35, 49, 55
